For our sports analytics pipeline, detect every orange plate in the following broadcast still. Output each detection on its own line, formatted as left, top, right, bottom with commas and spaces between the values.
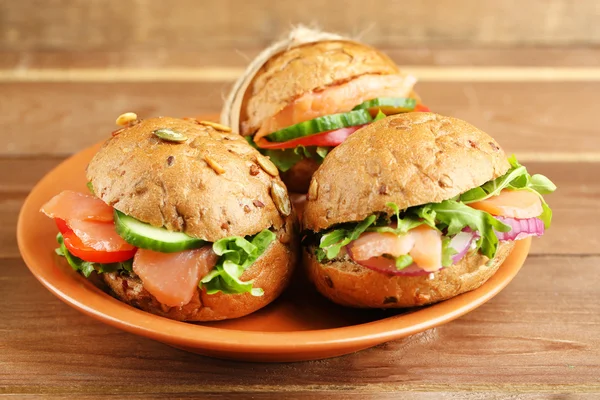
17, 143, 531, 362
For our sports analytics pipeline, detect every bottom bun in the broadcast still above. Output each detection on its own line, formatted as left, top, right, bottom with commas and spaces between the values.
282, 158, 320, 193
304, 241, 515, 308
104, 221, 298, 321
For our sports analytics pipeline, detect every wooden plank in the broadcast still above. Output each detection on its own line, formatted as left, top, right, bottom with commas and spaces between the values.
3, 393, 599, 400
1, 81, 599, 156
2, 0, 600, 51
0, 156, 63, 192
1, 255, 598, 392
0, 157, 63, 259
0, 82, 224, 155
5, 67, 600, 84
415, 81, 600, 155
3, 48, 600, 70
1, 159, 598, 257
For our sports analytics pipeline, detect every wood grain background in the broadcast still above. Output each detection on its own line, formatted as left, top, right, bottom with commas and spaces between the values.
1, 0, 600, 157
2, 1, 600, 398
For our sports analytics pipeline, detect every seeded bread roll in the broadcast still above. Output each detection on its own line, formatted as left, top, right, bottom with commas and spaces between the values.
303, 241, 515, 308
240, 40, 400, 135
303, 113, 510, 232
87, 117, 291, 242
103, 214, 298, 321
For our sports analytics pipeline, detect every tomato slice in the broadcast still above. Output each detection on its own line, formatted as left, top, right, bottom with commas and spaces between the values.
55, 218, 70, 235
55, 219, 136, 263
62, 230, 137, 263
256, 125, 365, 150
415, 104, 431, 112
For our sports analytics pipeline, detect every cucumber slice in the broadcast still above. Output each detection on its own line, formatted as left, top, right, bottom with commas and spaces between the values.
114, 210, 206, 253
353, 97, 416, 116
266, 109, 372, 143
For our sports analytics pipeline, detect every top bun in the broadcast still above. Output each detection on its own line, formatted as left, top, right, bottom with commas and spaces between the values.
302, 113, 510, 232
239, 40, 400, 135
87, 117, 289, 242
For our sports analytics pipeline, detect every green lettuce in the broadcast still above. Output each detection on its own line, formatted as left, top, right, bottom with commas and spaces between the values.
317, 201, 427, 261
199, 229, 276, 296
55, 233, 132, 277
316, 215, 377, 261
262, 146, 329, 172
315, 156, 556, 263
441, 237, 457, 267
370, 202, 425, 234
373, 110, 387, 121
245, 136, 329, 172
317, 200, 509, 262
459, 155, 556, 228
415, 200, 510, 259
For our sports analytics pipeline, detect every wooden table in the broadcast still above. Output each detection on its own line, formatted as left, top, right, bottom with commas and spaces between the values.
2, 36, 600, 400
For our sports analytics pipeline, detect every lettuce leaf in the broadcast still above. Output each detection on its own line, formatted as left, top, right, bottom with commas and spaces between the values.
199, 229, 276, 296
316, 215, 377, 261
441, 237, 457, 267
415, 200, 510, 259
459, 155, 556, 228
261, 148, 304, 172
370, 202, 425, 234
373, 110, 387, 121
86, 181, 95, 195
55, 233, 132, 277
245, 136, 330, 172
393, 254, 413, 270
262, 146, 329, 172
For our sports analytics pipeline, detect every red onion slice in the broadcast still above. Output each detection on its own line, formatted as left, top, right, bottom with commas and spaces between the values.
494, 216, 544, 241
450, 230, 479, 264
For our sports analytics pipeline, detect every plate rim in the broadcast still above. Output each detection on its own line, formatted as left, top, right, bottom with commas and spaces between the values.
17, 143, 531, 355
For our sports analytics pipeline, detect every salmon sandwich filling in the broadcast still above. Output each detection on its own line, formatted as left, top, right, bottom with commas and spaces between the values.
308, 156, 555, 277
41, 115, 297, 321
42, 190, 276, 306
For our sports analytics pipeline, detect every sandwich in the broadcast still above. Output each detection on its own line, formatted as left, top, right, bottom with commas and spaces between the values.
302, 112, 556, 308
41, 114, 297, 321
223, 30, 426, 193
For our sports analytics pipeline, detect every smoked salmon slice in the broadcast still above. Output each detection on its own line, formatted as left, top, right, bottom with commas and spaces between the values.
254, 73, 417, 140
469, 189, 543, 219
40, 190, 114, 223
68, 219, 136, 252
408, 225, 442, 272
133, 247, 218, 307
347, 225, 442, 273
349, 231, 415, 261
